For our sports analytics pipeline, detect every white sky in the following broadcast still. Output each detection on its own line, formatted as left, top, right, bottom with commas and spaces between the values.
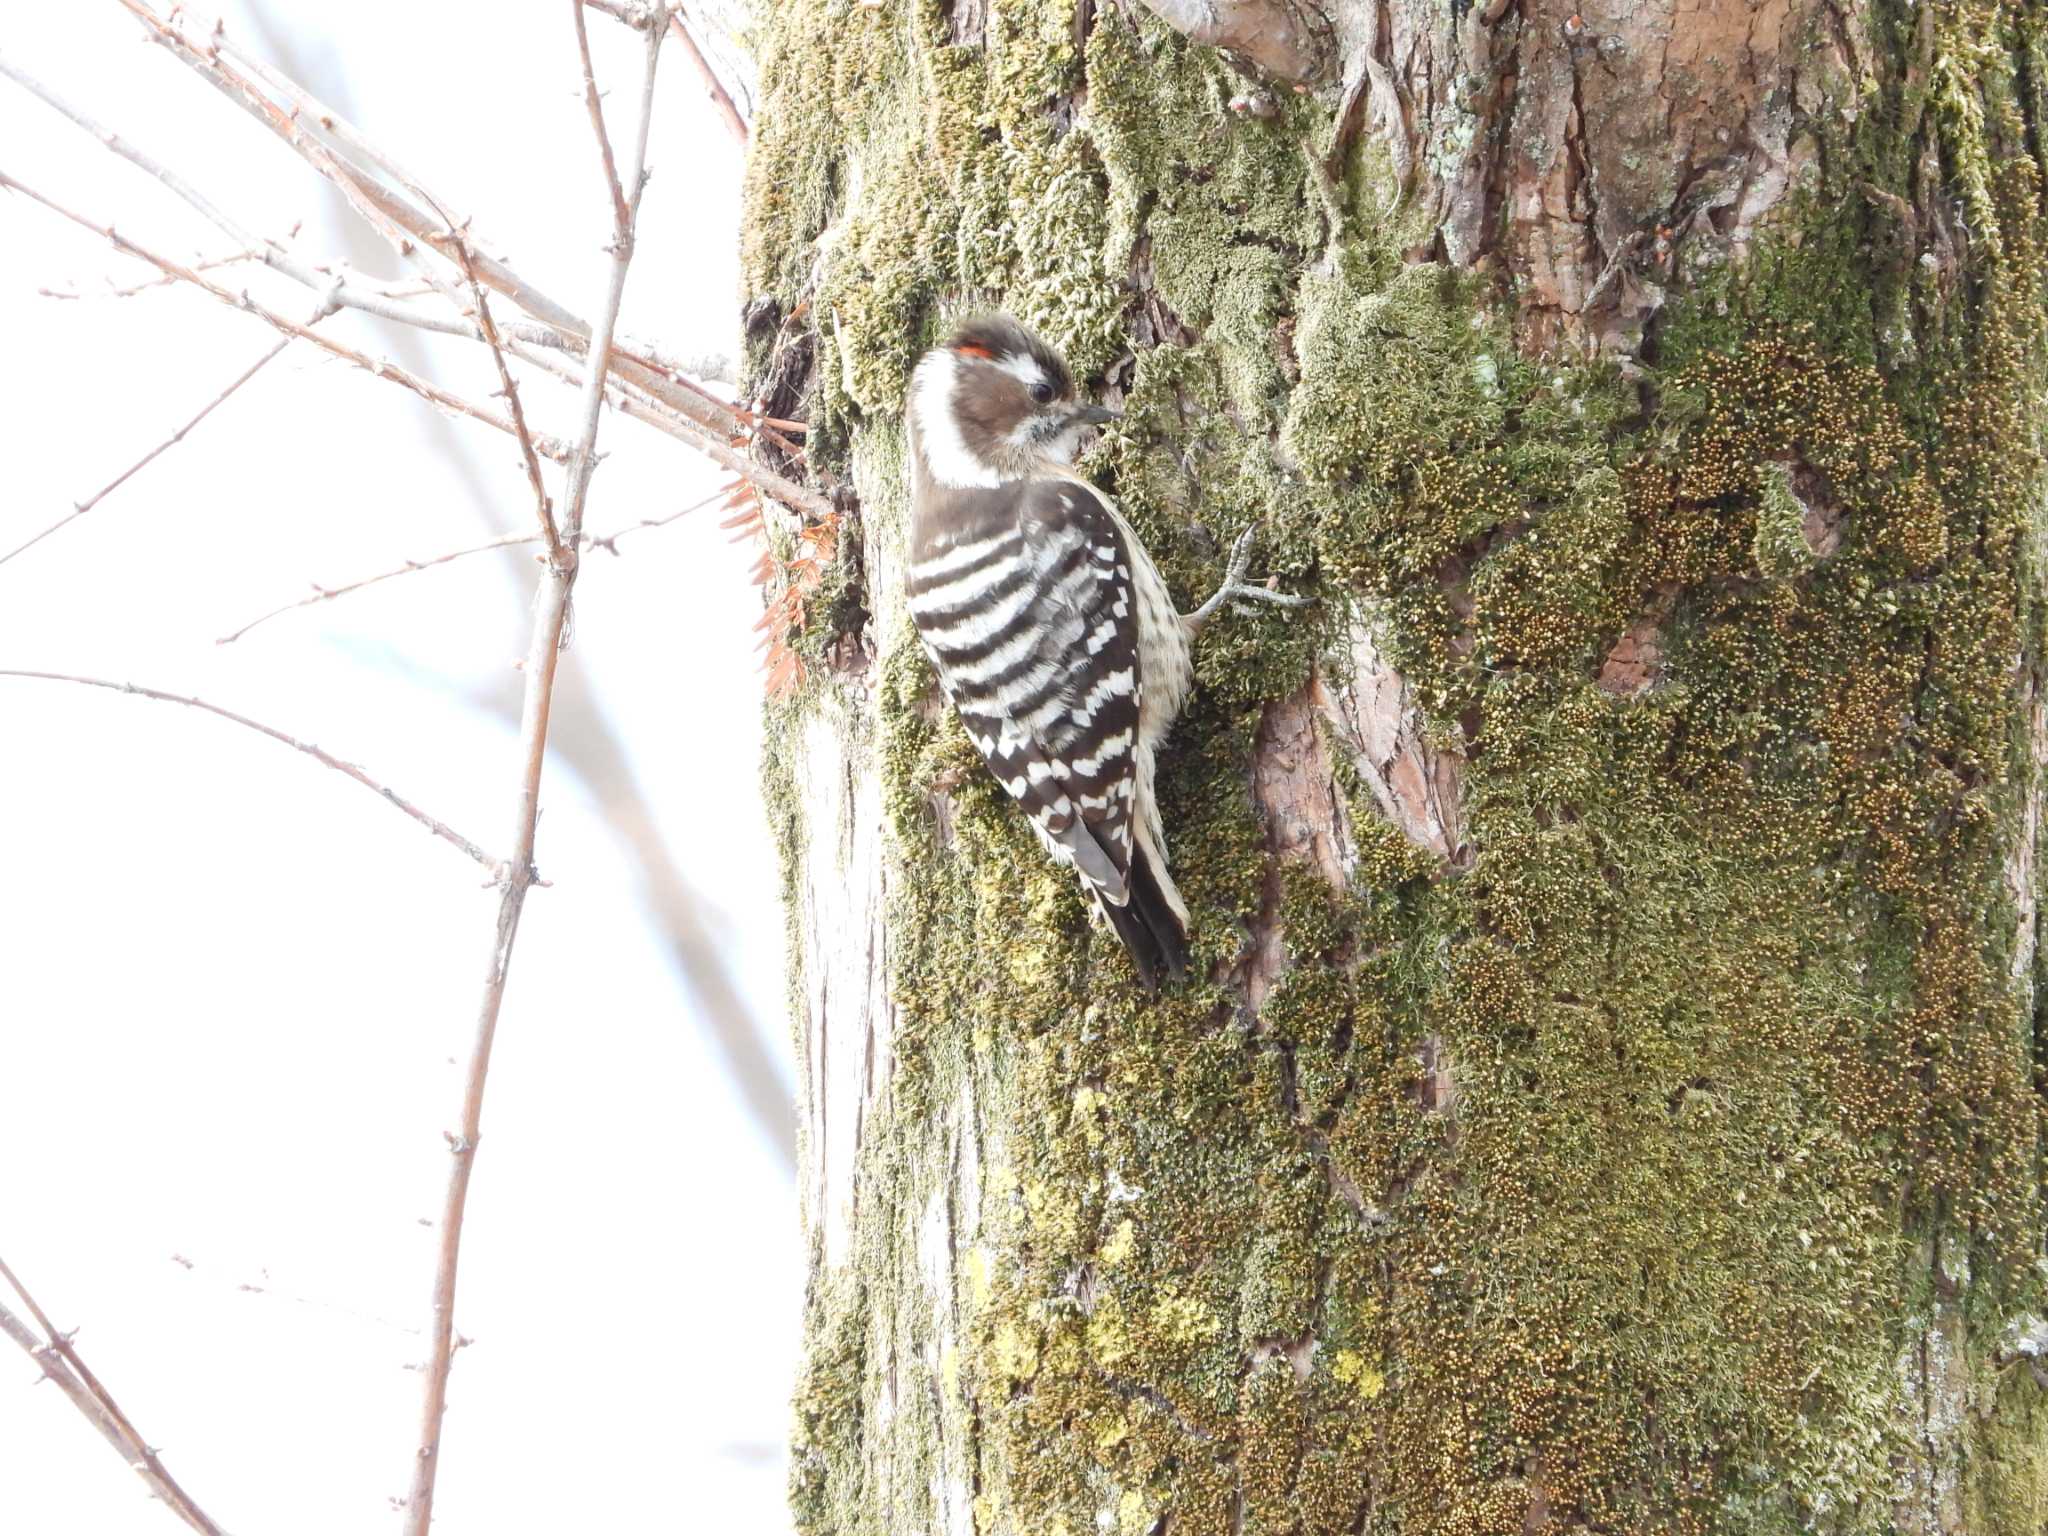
0, 5, 798, 1532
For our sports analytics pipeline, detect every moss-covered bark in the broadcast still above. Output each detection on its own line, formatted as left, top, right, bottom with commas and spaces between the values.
745, 1, 2048, 1531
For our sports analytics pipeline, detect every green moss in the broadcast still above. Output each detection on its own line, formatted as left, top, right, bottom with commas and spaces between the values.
786, 1261, 870, 1532
1239, 1360, 1307, 1529
1751, 461, 1818, 580
747, 1, 2048, 1533
1965, 1363, 2048, 1536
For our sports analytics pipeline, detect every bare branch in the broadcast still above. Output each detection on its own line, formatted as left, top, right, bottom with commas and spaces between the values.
7, 35, 647, 400
509, 337, 832, 518
580, 0, 663, 26
561, 5, 661, 546
168, 1250, 422, 1339
188, 8, 447, 218
0, 171, 570, 462
582, 484, 735, 554
523, 326, 818, 480
0, 1258, 227, 1536
668, 8, 749, 146
451, 237, 565, 568
0, 47, 474, 338
572, 1, 634, 237
38, 249, 260, 299
635, 343, 737, 387
107, 8, 500, 329
217, 485, 735, 644
609, 338, 807, 459
118, 3, 830, 518
61, 6, 800, 1176
0, 670, 495, 869
0, 337, 289, 570
0, 1303, 134, 1477
218, 531, 541, 645
399, 16, 665, 1534
84, 6, 475, 324
47, 256, 435, 308
511, 324, 734, 392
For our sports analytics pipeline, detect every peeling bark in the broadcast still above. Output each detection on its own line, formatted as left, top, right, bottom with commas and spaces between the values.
1243, 685, 1350, 1010
1134, 0, 1336, 85
1314, 618, 1464, 867
1346, 0, 1830, 353
1596, 616, 1664, 696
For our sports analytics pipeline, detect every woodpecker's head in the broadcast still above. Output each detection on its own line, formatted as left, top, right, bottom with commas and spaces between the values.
906, 315, 1119, 490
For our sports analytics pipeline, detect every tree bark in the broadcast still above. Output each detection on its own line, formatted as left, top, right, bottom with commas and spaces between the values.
743, 1, 2048, 1531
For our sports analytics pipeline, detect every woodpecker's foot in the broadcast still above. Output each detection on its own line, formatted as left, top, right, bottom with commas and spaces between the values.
1183, 523, 1311, 635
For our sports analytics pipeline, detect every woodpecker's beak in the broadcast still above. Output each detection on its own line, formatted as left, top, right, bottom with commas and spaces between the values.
1068, 403, 1121, 428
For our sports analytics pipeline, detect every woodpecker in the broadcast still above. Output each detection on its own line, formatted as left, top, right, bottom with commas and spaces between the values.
903, 315, 1305, 989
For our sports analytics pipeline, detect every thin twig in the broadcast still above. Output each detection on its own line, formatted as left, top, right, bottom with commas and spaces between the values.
572, 0, 633, 237
450, 235, 564, 568
608, 338, 808, 461
667, 8, 748, 146
168, 1250, 422, 1339
520, 325, 815, 473
7, 37, 557, 367
579, 0, 662, 26
0, 1302, 134, 1477
189, 8, 447, 218
563, 4, 659, 548
0, 671, 495, 868
0, 1258, 227, 1536
508, 337, 826, 517
38, 248, 260, 299
47, 257, 433, 307
173, 43, 478, 322
153, 0, 804, 477
31, 9, 469, 328
197, 0, 801, 484
7, 39, 734, 441
217, 485, 734, 644
48, 8, 813, 536
463, 310, 736, 397
582, 485, 733, 553
0, 337, 289, 570
0, 171, 570, 462
0, 47, 470, 337
399, 15, 665, 1534
120, 3, 833, 518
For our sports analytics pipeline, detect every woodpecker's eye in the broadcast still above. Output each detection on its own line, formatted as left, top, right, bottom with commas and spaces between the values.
1028, 380, 1056, 406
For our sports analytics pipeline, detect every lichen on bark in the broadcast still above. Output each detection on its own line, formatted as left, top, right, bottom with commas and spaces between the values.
745, 1, 2048, 1532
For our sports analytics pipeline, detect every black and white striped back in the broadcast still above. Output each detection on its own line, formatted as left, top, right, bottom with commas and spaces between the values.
906, 477, 1144, 916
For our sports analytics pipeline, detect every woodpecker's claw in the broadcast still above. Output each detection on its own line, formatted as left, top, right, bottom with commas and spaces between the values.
1183, 523, 1310, 635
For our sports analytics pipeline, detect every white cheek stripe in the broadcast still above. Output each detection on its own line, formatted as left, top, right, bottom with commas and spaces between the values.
912, 353, 1001, 490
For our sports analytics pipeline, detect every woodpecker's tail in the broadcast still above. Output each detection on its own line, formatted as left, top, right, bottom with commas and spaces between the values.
1096, 845, 1190, 991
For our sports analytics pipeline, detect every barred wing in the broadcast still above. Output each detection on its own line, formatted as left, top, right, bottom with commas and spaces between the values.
905, 477, 1142, 904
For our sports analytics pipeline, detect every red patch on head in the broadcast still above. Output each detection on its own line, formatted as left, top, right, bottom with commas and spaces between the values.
953, 343, 996, 360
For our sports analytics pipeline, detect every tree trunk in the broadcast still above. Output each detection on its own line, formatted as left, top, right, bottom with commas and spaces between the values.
741, 1, 2048, 1531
